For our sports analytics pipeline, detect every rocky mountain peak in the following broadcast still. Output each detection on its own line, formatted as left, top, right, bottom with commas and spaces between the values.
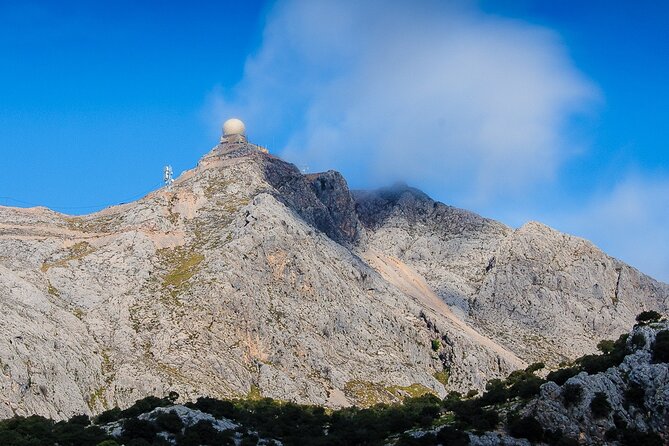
0, 140, 666, 422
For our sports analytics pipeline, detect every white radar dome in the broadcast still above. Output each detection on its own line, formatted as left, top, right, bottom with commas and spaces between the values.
223, 118, 246, 136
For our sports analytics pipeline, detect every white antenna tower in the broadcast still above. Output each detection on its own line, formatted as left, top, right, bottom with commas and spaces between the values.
163, 165, 174, 188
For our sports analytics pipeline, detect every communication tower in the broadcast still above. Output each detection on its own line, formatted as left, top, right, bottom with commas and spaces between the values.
163, 165, 174, 188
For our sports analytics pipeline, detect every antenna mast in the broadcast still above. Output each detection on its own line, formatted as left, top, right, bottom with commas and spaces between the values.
163, 165, 174, 189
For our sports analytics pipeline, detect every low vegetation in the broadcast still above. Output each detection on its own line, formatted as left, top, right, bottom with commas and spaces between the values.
40, 242, 96, 272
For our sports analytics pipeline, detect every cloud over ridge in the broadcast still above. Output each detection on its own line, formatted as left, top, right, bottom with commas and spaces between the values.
209, 0, 598, 205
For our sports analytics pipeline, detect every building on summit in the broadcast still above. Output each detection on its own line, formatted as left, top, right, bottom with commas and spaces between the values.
218, 118, 268, 153
220, 118, 247, 144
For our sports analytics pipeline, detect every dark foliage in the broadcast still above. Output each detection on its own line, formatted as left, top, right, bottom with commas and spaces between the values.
624, 382, 646, 409
546, 334, 629, 386
186, 393, 444, 446
96, 395, 174, 425
478, 379, 508, 406
95, 407, 122, 424
119, 418, 158, 443
436, 426, 470, 445
652, 329, 669, 362
579, 334, 629, 374
589, 392, 612, 418
551, 437, 580, 446
525, 362, 545, 373
605, 427, 619, 441
154, 411, 183, 434
596, 339, 615, 354
546, 367, 580, 386
636, 310, 662, 325
508, 415, 544, 443
444, 397, 499, 432
619, 427, 664, 446
561, 383, 583, 408
631, 332, 646, 350
465, 362, 547, 411
0, 415, 110, 446
178, 420, 235, 446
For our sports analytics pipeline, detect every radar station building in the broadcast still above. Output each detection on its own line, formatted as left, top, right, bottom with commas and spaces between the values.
221, 118, 247, 144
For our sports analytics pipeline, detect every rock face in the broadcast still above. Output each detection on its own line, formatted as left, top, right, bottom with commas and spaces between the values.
522, 322, 669, 444
0, 141, 667, 420
355, 186, 669, 366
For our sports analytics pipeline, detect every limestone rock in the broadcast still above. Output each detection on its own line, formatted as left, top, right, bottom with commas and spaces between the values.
523, 322, 669, 443
355, 188, 669, 366
0, 142, 666, 420
0, 144, 516, 419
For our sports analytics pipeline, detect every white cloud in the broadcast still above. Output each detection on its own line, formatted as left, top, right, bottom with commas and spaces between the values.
207, 0, 598, 205
551, 174, 669, 282
204, 1, 669, 282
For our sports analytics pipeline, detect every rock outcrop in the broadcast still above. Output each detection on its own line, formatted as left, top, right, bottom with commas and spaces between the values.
355, 186, 669, 366
523, 322, 669, 444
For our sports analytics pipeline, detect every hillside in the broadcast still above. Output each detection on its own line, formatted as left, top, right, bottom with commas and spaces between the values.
1, 317, 666, 445
0, 140, 667, 420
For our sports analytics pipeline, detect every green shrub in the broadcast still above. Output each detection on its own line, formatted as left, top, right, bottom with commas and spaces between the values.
652, 330, 669, 362
178, 420, 235, 446
576, 354, 609, 374
447, 399, 498, 431
435, 426, 470, 445
525, 362, 545, 373
562, 383, 583, 408
605, 427, 619, 441
509, 375, 544, 399
464, 390, 478, 399
619, 427, 663, 446
631, 332, 646, 349
624, 382, 645, 409
547, 367, 579, 385
120, 396, 171, 419
396, 432, 437, 445
431, 339, 441, 351
552, 436, 580, 446
508, 415, 544, 442
68, 415, 90, 426
95, 407, 122, 424
478, 379, 508, 406
597, 339, 615, 355
120, 418, 157, 442
590, 392, 612, 418
635, 311, 662, 325
154, 410, 183, 434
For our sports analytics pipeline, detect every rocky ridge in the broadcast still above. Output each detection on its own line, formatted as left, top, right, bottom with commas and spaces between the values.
355, 186, 669, 365
0, 140, 667, 420
522, 321, 669, 444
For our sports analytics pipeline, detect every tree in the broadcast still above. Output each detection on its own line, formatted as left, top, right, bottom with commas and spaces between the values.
596, 340, 615, 355
590, 392, 612, 418
636, 311, 662, 325
652, 330, 669, 363
508, 415, 544, 443
562, 383, 583, 408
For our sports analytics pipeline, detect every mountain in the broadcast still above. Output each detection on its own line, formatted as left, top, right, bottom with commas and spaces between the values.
0, 141, 667, 420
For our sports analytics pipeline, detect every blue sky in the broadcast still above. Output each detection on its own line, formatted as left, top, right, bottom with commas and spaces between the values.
1, 1, 668, 281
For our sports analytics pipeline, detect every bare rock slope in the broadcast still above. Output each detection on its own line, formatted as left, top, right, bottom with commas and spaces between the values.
355, 185, 669, 365
0, 142, 666, 420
